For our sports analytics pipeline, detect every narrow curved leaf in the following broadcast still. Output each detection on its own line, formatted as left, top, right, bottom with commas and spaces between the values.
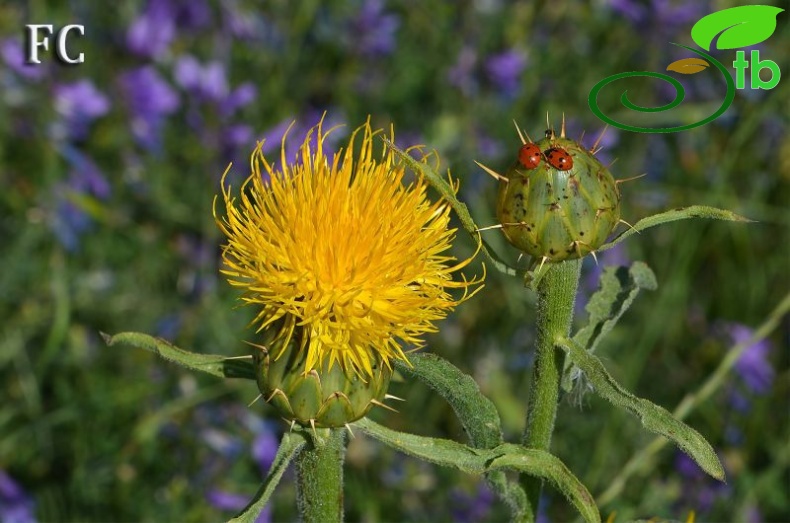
666, 57, 709, 74
556, 337, 725, 481
563, 262, 657, 392
691, 5, 784, 51
381, 137, 521, 277
396, 354, 502, 449
230, 431, 308, 523
598, 206, 751, 252
395, 354, 527, 517
355, 418, 600, 523
102, 331, 256, 380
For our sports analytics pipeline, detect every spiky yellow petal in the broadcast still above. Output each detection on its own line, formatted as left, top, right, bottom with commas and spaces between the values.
215, 119, 482, 378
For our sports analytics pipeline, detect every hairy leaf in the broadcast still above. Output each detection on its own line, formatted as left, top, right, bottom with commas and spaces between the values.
395, 354, 527, 517
563, 262, 657, 392
230, 431, 307, 523
691, 5, 784, 51
557, 337, 725, 481
355, 418, 600, 523
102, 331, 256, 380
599, 206, 751, 252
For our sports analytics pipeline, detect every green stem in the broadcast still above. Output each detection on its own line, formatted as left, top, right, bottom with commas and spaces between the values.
521, 259, 582, 514
295, 428, 347, 522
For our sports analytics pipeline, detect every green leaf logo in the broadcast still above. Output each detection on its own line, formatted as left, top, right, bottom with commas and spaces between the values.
691, 5, 784, 51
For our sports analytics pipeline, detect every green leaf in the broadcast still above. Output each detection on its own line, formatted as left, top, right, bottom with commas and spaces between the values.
396, 354, 502, 449
691, 5, 784, 51
599, 206, 751, 252
395, 354, 527, 517
563, 262, 657, 392
229, 431, 307, 523
101, 331, 256, 380
556, 337, 725, 481
574, 262, 657, 353
355, 418, 600, 523
381, 137, 520, 278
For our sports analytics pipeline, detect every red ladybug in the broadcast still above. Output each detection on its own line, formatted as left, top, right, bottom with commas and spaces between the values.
545, 147, 573, 171
518, 143, 542, 169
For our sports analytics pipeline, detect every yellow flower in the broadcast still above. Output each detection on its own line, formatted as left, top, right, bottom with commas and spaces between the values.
215, 119, 483, 379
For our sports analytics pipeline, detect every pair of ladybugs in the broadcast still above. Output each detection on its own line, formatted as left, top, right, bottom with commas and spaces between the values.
518, 142, 573, 171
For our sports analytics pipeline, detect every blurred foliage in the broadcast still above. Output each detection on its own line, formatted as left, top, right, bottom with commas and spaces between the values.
1, 0, 788, 521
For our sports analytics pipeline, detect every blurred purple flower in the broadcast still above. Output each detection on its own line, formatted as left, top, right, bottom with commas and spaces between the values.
60, 147, 111, 199
201, 428, 245, 458
727, 324, 774, 395
174, 56, 229, 103
674, 451, 729, 513
608, 0, 708, 33
485, 49, 528, 98
0, 469, 36, 523
222, 83, 257, 117
1, 39, 46, 81
252, 428, 279, 473
127, 0, 177, 58
349, 0, 400, 57
54, 80, 110, 140
450, 483, 494, 523
119, 66, 179, 150
51, 148, 110, 251
447, 46, 478, 97
206, 489, 271, 522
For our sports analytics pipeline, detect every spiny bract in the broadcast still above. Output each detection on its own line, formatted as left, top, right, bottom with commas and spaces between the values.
494, 126, 621, 262
253, 319, 392, 429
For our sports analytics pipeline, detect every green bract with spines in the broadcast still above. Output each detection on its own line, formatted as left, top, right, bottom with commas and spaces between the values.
253, 318, 393, 428
496, 131, 621, 262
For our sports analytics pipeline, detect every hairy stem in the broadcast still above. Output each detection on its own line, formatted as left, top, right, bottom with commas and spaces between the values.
521, 259, 582, 514
295, 428, 347, 522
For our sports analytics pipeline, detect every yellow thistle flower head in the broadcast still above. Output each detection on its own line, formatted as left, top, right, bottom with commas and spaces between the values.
215, 118, 483, 379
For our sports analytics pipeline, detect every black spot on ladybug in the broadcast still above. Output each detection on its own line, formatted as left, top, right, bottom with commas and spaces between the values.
580, 231, 585, 236
549, 248, 555, 255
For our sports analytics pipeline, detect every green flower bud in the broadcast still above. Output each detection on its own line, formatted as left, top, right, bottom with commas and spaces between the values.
252, 319, 393, 429
496, 129, 621, 262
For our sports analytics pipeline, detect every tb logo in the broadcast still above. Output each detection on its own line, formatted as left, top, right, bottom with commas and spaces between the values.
25, 24, 85, 64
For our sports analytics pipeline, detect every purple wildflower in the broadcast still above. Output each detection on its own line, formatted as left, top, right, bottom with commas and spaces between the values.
485, 49, 528, 98
447, 46, 478, 97
0, 469, 36, 523
221, 83, 257, 117
608, 0, 708, 34
1, 39, 46, 81
54, 80, 110, 140
349, 0, 400, 57
673, 451, 730, 513
252, 428, 279, 473
118, 66, 179, 150
727, 324, 774, 395
449, 483, 495, 523
126, 0, 177, 58
174, 56, 229, 103
51, 148, 110, 251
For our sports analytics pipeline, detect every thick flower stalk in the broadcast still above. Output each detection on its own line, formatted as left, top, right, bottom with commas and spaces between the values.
214, 119, 482, 427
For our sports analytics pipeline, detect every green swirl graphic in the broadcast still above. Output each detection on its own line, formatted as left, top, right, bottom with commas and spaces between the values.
588, 44, 735, 133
